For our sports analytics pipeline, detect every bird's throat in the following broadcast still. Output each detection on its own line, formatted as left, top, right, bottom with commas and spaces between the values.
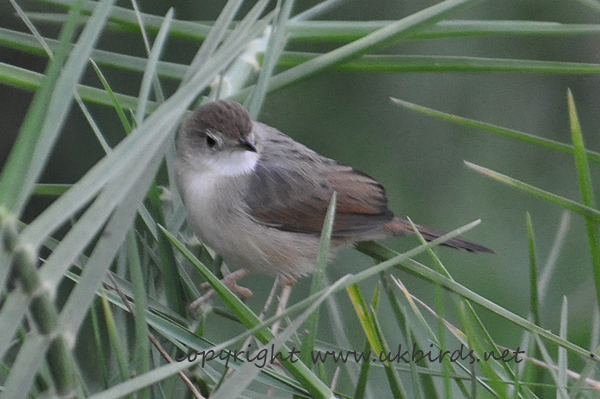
206, 150, 259, 176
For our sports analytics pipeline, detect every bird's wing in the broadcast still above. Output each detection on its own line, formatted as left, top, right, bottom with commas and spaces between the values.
245, 157, 394, 237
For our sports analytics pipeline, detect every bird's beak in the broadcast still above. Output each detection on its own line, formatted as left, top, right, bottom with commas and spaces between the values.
239, 138, 257, 153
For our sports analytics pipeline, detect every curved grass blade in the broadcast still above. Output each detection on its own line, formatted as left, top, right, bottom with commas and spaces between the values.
567, 90, 600, 311
465, 161, 600, 223
391, 98, 600, 165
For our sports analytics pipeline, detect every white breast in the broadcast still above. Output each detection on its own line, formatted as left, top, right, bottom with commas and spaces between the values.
178, 169, 229, 249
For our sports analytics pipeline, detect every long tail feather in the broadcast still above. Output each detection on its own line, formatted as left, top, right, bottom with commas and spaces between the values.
386, 217, 495, 254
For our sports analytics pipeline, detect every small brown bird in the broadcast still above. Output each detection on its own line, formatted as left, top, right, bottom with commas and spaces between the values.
174, 100, 492, 291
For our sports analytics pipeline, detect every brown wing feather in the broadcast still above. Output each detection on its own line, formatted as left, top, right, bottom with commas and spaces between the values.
245, 160, 394, 236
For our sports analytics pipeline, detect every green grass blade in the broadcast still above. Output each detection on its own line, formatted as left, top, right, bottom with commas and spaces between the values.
285, 19, 600, 41
90, 60, 133, 133
533, 335, 569, 399
100, 288, 130, 382
279, 53, 600, 74
33, 184, 71, 196
567, 90, 600, 311
391, 98, 600, 165
526, 213, 541, 328
246, 0, 294, 118
558, 297, 568, 396
465, 161, 600, 223
301, 192, 337, 366
0, 292, 29, 360
524, 213, 544, 396
125, 232, 151, 395
134, 8, 173, 122
347, 284, 409, 398
457, 301, 506, 397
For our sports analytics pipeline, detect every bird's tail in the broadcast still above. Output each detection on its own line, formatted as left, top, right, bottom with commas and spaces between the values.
385, 217, 495, 254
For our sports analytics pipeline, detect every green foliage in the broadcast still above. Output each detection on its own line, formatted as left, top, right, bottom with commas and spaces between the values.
2, 0, 600, 398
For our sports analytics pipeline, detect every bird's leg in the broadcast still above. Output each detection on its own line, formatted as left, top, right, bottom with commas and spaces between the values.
189, 268, 252, 313
237, 277, 281, 357
271, 279, 294, 335
258, 277, 280, 321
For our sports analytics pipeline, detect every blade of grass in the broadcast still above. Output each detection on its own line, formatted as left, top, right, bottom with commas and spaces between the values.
347, 284, 409, 398
100, 287, 130, 383
8, 26, 600, 81
524, 213, 544, 397
0, 335, 52, 399
89, 304, 111, 389
534, 335, 569, 399
465, 161, 600, 223
130, 0, 165, 106
125, 232, 151, 397
279, 52, 600, 74
287, 19, 600, 41
0, 27, 187, 80
246, 0, 294, 118
34, 184, 71, 196
301, 192, 336, 366
567, 90, 600, 311
391, 97, 600, 165
457, 301, 506, 397
527, 213, 541, 328
558, 297, 568, 396
134, 8, 173, 123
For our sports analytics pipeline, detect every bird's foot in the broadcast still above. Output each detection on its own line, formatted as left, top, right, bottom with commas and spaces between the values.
189, 269, 252, 313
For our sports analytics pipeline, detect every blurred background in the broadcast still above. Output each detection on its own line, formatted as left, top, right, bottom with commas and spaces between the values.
2, 0, 600, 389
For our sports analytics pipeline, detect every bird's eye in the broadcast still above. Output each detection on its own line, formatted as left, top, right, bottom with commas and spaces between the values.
205, 135, 217, 148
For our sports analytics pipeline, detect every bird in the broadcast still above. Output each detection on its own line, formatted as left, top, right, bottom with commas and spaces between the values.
174, 100, 493, 304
